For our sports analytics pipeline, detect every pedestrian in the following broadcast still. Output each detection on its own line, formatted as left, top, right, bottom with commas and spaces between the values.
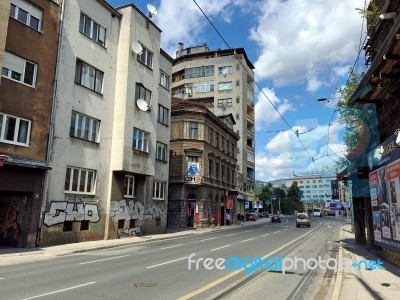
226, 212, 231, 225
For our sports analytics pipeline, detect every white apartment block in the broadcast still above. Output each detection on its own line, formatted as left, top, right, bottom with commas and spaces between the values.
285, 172, 337, 209
42, 0, 171, 246
171, 43, 256, 212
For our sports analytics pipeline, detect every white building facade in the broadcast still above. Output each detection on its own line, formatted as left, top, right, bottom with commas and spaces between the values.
42, 0, 171, 246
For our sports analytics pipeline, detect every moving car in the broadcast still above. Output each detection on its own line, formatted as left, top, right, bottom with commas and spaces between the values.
246, 212, 257, 221
296, 213, 311, 227
271, 215, 281, 223
313, 208, 323, 217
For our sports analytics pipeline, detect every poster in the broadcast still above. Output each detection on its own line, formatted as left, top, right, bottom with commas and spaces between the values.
368, 133, 400, 251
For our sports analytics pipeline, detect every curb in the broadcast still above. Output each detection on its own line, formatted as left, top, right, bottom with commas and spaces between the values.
331, 226, 344, 300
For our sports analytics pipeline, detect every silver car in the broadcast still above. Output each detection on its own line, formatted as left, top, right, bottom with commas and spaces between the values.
296, 213, 311, 228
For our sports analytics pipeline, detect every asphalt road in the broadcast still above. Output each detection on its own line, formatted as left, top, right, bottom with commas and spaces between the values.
0, 216, 346, 300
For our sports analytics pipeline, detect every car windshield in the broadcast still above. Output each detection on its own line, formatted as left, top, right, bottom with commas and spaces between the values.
298, 214, 307, 219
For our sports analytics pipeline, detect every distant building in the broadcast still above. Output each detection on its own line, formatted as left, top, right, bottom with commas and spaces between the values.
168, 99, 239, 228
171, 43, 255, 214
285, 172, 337, 212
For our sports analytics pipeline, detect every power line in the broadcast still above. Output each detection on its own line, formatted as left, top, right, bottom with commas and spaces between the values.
192, 0, 320, 173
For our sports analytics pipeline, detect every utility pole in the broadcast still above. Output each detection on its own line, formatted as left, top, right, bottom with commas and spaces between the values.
278, 196, 281, 216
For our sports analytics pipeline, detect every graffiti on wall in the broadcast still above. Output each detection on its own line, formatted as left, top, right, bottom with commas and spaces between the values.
0, 206, 18, 241
43, 202, 100, 226
110, 200, 167, 224
118, 227, 141, 237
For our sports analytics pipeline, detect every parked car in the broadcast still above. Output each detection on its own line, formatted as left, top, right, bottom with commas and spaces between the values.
271, 215, 281, 223
261, 212, 269, 218
246, 212, 257, 221
296, 213, 311, 227
327, 211, 336, 216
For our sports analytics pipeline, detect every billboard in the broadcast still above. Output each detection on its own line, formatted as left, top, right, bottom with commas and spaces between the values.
368, 133, 400, 251
331, 180, 339, 199
329, 201, 342, 211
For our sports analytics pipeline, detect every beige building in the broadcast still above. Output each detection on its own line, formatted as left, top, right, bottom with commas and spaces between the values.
171, 44, 255, 214
168, 99, 239, 228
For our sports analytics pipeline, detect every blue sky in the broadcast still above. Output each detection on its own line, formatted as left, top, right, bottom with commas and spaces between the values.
108, 0, 369, 181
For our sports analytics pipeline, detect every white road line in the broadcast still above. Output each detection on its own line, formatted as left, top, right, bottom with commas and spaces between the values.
20, 282, 96, 300
80, 255, 130, 265
210, 245, 231, 252
241, 238, 254, 243
260, 233, 269, 237
244, 230, 254, 233
146, 257, 188, 269
160, 244, 183, 250
225, 233, 237, 237
273, 231, 280, 234
256, 228, 264, 230
0, 278, 4, 280
200, 237, 217, 241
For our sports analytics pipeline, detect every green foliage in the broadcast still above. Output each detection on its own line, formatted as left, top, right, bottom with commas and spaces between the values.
356, 2, 380, 31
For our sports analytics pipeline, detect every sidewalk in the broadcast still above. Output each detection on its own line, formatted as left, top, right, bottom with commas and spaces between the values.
0, 217, 270, 267
334, 224, 400, 300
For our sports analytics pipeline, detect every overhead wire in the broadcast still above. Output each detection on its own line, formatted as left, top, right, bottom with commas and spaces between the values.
325, 0, 369, 163
192, 0, 320, 173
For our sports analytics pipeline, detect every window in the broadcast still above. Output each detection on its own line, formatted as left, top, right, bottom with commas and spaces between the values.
79, 13, 106, 46
135, 83, 151, 108
209, 128, 214, 144
195, 81, 214, 93
218, 66, 232, 75
0, 112, 31, 146
2, 52, 37, 87
64, 166, 96, 194
189, 122, 198, 139
70, 111, 100, 143
222, 165, 226, 181
74, 59, 103, 93
133, 128, 149, 152
188, 156, 198, 163
156, 142, 168, 162
218, 99, 232, 107
137, 46, 153, 68
216, 133, 219, 148
157, 104, 169, 126
216, 162, 220, 178
209, 159, 213, 177
185, 65, 214, 78
160, 70, 170, 89
218, 82, 233, 91
153, 181, 165, 200
124, 175, 135, 198
10, 0, 43, 31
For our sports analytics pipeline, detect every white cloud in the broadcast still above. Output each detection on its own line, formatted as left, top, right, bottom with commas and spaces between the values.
256, 121, 346, 181
249, 0, 367, 88
255, 88, 295, 130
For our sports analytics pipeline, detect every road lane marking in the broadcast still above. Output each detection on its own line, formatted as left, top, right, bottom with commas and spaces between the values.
200, 237, 217, 242
160, 244, 183, 250
80, 255, 130, 265
257, 228, 264, 230
241, 238, 254, 243
273, 231, 280, 234
244, 230, 254, 233
225, 233, 237, 237
260, 233, 269, 237
177, 224, 321, 300
20, 282, 96, 300
210, 245, 230, 252
146, 256, 188, 269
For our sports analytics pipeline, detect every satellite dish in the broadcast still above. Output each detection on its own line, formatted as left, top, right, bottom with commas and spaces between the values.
147, 3, 158, 18
131, 41, 143, 54
136, 99, 149, 111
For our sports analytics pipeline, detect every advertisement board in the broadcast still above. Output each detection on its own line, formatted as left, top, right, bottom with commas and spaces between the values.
368, 133, 400, 251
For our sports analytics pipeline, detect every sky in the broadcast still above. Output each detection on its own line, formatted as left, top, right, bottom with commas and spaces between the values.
108, 0, 370, 182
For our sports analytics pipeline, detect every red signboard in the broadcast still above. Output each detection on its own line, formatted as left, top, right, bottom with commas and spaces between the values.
226, 198, 233, 209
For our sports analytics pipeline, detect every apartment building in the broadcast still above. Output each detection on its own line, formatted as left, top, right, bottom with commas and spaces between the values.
42, 1, 172, 246
171, 44, 255, 215
168, 99, 239, 228
285, 172, 337, 212
0, 0, 60, 247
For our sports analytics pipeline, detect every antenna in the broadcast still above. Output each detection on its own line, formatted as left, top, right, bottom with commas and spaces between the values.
136, 99, 149, 111
131, 41, 143, 55
146, 3, 158, 29
147, 3, 158, 18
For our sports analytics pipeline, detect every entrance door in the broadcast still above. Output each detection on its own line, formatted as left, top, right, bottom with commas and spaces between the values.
220, 205, 225, 226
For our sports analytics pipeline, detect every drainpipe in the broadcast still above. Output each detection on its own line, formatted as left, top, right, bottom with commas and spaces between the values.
36, 0, 66, 247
